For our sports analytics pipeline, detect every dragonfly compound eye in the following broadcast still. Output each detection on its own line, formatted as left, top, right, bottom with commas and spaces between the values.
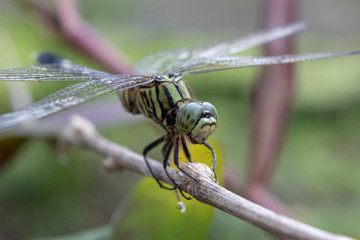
176, 102, 218, 144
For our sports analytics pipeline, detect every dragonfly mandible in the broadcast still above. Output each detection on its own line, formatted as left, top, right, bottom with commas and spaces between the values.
0, 23, 359, 198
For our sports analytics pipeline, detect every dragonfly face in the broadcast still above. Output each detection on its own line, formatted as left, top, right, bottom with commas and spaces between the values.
176, 102, 218, 144
0, 22, 359, 199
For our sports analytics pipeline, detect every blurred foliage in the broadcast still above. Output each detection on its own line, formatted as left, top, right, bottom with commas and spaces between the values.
0, 0, 360, 240
113, 179, 213, 240
32, 226, 112, 240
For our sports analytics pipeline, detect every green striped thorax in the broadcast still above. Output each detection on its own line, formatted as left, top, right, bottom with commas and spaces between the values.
176, 102, 218, 144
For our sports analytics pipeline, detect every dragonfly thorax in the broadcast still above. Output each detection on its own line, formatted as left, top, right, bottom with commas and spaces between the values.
118, 74, 217, 143
119, 74, 192, 128
175, 102, 218, 144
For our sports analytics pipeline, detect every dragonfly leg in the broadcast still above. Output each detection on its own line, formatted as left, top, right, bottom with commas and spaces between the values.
181, 136, 192, 162
174, 137, 200, 198
204, 141, 217, 183
163, 139, 192, 200
161, 138, 171, 156
143, 135, 176, 190
162, 140, 179, 187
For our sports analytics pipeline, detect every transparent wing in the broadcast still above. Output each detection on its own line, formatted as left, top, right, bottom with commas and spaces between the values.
0, 62, 110, 82
0, 74, 154, 132
134, 22, 305, 74
171, 51, 360, 75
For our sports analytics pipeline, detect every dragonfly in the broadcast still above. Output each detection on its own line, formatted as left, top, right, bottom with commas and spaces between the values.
0, 22, 359, 198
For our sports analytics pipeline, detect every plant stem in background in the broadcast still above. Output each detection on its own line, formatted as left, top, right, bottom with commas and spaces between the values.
246, 0, 299, 216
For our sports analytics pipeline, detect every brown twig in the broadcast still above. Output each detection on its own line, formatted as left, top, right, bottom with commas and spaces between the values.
62, 115, 354, 240
22, 0, 133, 74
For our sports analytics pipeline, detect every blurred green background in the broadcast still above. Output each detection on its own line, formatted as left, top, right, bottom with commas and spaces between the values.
0, 0, 360, 239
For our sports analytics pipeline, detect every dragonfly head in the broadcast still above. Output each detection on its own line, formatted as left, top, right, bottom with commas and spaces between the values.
176, 102, 218, 144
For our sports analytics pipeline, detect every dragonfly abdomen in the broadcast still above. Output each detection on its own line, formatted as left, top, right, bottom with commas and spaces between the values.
118, 87, 141, 114
119, 75, 193, 129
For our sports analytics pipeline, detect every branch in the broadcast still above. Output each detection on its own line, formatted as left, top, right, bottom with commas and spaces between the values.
54, 0, 133, 74
22, 0, 133, 74
61, 115, 354, 240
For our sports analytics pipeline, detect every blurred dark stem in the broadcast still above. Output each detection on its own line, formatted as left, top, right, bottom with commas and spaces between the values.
246, 0, 299, 216
21, 0, 133, 74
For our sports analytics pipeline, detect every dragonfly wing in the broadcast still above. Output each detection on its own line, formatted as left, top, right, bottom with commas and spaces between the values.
36, 52, 112, 76
0, 65, 105, 82
0, 53, 112, 82
0, 75, 154, 132
135, 22, 305, 74
174, 51, 360, 75
133, 48, 192, 74
182, 22, 306, 58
